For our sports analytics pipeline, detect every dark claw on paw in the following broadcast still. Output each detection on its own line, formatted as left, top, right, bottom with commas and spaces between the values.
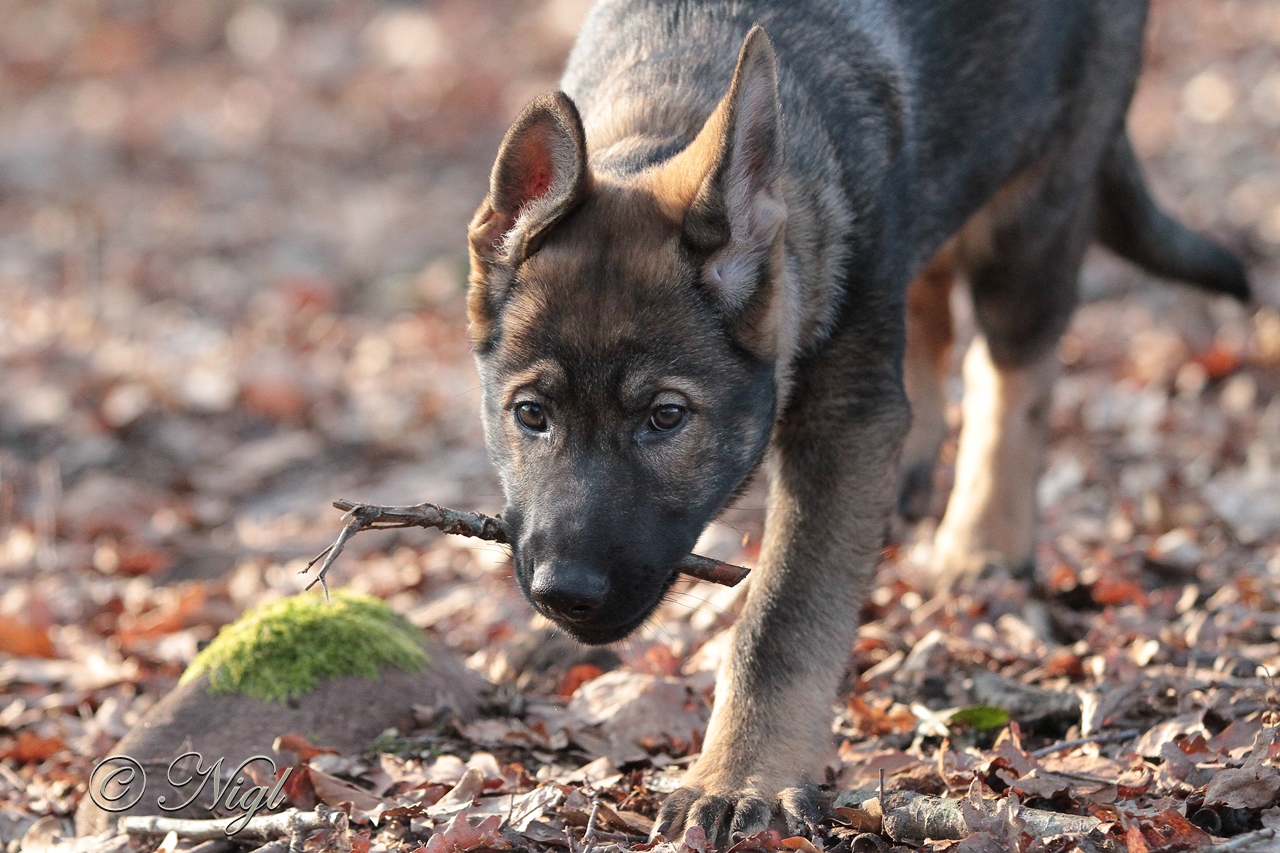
654, 785, 819, 849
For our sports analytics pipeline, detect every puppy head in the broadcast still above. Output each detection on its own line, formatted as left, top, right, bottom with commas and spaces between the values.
467, 28, 786, 644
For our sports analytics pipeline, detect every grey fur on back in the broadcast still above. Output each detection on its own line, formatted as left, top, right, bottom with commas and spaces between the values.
562, 0, 1150, 317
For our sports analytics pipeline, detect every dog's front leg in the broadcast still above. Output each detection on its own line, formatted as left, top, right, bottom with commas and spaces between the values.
655, 362, 909, 845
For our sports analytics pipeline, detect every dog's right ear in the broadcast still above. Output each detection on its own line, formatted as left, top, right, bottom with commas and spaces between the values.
468, 92, 589, 342
647, 26, 785, 355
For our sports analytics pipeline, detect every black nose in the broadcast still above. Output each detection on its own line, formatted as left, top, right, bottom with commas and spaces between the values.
530, 560, 609, 622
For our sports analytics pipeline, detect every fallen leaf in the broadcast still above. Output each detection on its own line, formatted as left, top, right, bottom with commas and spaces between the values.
309, 766, 387, 812
1091, 577, 1147, 607
1139, 808, 1212, 850
1124, 822, 1151, 853
567, 671, 708, 761
1133, 712, 1207, 758
1209, 718, 1265, 755
848, 695, 917, 736
556, 664, 605, 699
1205, 728, 1280, 808
780, 836, 822, 853
428, 767, 486, 817
0, 621, 56, 659
519, 820, 571, 846
425, 810, 511, 853
833, 803, 882, 834
468, 784, 564, 831
957, 783, 1030, 853
1194, 343, 1241, 379
278, 765, 318, 810
682, 826, 709, 853
722, 830, 785, 853
0, 731, 67, 763
949, 706, 1011, 732
275, 732, 341, 763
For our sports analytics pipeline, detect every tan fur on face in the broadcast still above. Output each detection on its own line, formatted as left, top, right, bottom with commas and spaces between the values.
638, 28, 801, 401
929, 336, 1056, 589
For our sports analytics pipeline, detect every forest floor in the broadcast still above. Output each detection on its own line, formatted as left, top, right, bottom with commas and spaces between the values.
3, 0, 1280, 851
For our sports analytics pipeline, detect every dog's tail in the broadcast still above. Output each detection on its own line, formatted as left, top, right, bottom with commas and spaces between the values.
1095, 132, 1250, 301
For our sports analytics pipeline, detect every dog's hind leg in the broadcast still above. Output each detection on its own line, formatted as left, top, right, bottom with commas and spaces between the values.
928, 174, 1092, 592
898, 242, 955, 521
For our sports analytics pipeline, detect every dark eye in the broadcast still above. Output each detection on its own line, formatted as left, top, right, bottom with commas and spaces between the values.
649, 404, 685, 432
516, 402, 548, 432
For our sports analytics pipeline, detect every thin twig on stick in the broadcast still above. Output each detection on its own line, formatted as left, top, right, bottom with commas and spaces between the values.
1030, 729, 1138, 758
303, 499, 751, 596
582, 797, 603, 853
120, 808, 342, 842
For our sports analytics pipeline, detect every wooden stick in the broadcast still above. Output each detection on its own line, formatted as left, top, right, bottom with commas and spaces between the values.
1203, 828, 1275, 852
120, 808, 342, 841
303, 499, 751, 596
835, 789, 1100, 842
1030, 729, 1138, 758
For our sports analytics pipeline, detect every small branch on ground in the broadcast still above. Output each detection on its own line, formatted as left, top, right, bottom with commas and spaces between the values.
119, 808, 342, 842
835, 789, 1100, 842
303, 499, 751, 595
1030, 729, 1139, 758
582, 797, 602, 853
1203, 828, 1276, 852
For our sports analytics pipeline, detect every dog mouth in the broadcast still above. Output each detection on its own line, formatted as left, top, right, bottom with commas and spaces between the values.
522, 565, 680, 646
550, 604, 658, 645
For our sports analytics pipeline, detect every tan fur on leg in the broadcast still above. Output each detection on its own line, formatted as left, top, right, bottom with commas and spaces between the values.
930, 336, 1056, 590
899, 244, 955, 520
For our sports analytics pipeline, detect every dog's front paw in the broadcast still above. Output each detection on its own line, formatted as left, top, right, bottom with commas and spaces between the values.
652, 784, 819, 848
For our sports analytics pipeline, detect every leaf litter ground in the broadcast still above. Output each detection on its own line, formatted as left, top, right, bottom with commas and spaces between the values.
3, 1, 1280, 851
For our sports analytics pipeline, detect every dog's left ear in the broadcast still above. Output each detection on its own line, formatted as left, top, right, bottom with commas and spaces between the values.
468, 92, 589, 343
651, 26, 785, 336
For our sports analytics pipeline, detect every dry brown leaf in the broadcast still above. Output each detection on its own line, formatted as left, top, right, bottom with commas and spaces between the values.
0, 621, 56, 659
1137, 809, 1212, 851
956, 784, 1030, 853
0, 731, 67, 764
839, 748, 930, 790
309, 766, 388, 812
273, 732, 339, 763
429, 767, 487, 817
780, 836, 822, 853
722, 830, 786, 853
833, 803, 883, 834
566, 671, 708, 760
1209, 717, 1265, 755
424, 810, 511, 853
1123, 822, 1151, 853
556, 664, 605, 699
1193, 343, 1241, 379
1204, 728, 1280, 809
848, 695, 917, 736
1133, 713, 1207, 759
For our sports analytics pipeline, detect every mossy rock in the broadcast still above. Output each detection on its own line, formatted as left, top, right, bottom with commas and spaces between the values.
182, 591, 432, 703
76, 592, 485, 836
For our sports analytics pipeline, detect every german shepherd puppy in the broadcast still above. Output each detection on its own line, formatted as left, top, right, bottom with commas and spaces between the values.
466, 0, 1247, 843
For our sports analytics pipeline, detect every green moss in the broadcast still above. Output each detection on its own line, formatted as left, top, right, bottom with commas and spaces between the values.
181, 591, 428, 704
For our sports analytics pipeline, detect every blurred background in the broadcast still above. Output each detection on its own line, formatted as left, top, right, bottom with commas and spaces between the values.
1, 0, 1280, 826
